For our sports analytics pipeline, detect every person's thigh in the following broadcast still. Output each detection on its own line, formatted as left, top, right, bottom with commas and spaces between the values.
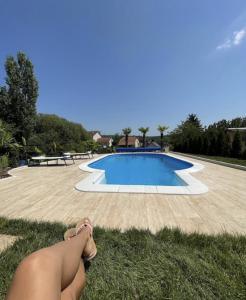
6, 252, 61, 300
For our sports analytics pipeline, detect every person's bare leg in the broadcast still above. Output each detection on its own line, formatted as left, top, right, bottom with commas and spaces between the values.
6, 227, 90, 300
61, 260, 86, 300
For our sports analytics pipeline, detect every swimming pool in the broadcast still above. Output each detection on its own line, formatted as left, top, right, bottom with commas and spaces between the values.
76, 153, 208, 194
88, 154, 191, 186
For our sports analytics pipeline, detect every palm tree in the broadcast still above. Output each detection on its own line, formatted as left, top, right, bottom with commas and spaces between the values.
0, 120, 20, 169
138, 127, 149, 148
157, 125, 169, 150
122, 128, 132, 147
0, 120, 19, 155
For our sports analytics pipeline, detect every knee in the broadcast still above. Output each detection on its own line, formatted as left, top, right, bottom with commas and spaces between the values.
18, 250, 55, 274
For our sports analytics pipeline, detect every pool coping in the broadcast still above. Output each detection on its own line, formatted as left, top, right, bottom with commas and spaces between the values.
172, 152, 246, 171
75, 153, 208, 194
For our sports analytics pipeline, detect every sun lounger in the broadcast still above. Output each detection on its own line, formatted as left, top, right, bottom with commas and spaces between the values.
28, 155, 75, 166
63, 151, 93, 159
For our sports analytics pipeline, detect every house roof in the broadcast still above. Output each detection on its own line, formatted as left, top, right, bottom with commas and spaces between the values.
97, 137, 112, 144
88, 131, 101, 137
118, 136, 139, 146
147, 141, 160, 148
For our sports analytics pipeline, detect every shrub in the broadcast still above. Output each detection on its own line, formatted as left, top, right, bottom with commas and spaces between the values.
97, 146, 113, 154
170, 115, 246, 158
29, 114, 90, 155
80, 140, 99, 153
0, 155, 9, 170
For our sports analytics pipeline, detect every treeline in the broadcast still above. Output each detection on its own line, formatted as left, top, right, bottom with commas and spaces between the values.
29, 114, 90, 155
170, 114, 246, 158
0, 52, 91, 168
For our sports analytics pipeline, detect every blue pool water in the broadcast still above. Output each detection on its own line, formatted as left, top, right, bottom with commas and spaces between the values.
88, 154, 193, 186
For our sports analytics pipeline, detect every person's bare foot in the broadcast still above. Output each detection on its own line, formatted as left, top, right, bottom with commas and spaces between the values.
76, 218, 97, 261
64, 218, 97, 261
64, 228, 76, 241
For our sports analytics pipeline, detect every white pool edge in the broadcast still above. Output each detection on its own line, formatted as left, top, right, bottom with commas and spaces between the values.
75, 153, 208, 194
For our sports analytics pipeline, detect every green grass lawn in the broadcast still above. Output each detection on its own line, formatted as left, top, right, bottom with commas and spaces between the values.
185, 154, 246, 167
0, 218, 246, 299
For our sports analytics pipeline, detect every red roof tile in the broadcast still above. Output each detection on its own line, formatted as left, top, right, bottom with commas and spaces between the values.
118, 136, 139, 146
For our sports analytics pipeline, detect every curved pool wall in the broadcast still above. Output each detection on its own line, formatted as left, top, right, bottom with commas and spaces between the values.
75, 153, 208, 194
116, 147, 161, 152
88, 154, 192, 186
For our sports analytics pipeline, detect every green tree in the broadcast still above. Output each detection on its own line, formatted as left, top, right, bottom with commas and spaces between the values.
157, 125, 169, 150
170, 115, 245, 157
0, 120, 20, 167
122, 128, 132, 147
170, 115, 203, 153
138, 127, 149, 148
216, 130, 231, 156
231, 131, 242, 158
0, 155, 8, 170
29, 114, 89, 154
112, 133, 121, 147
81, 140, 99, 153
230, 117, 245, 128
0, 87, 10, 120
0, 52, 38, 141
0, 120, 19, 156
186, 114, 203, 130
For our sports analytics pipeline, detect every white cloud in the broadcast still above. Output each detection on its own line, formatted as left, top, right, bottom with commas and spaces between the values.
233, 29, 246, 45
216, 28, 246, 50
216, 39, 231, 50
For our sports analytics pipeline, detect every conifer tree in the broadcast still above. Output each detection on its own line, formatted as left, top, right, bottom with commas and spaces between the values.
0, 52, 38, 141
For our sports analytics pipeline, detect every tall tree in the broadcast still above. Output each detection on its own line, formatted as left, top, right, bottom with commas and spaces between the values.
0, 52, 38, 141
170, 115, 246, 157
186, 114, 203, 129
0, 87, 10, 120
138, 127, 149, 148
216, 130, 231, 156
157, 125, 169, 150
122, 128, 131, 147
170, 115, 203, 153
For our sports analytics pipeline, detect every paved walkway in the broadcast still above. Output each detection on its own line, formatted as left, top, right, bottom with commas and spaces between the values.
0, 154, 245, 234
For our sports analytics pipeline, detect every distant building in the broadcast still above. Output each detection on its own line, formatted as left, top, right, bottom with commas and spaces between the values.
89, 131, 102, 142
146, 140, 160, 148
97, 137, 113, 148
89, 131, 113, 148
118, 136, 140, 148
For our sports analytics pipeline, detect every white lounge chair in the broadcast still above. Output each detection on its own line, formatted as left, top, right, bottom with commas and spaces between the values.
63, 151, 93, 159
28, 155, 75, 166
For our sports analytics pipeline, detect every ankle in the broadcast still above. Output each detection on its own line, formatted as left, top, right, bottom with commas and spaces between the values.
77, 226, 90, 241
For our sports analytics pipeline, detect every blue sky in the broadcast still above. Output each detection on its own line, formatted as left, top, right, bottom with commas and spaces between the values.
0, 0, 246, 135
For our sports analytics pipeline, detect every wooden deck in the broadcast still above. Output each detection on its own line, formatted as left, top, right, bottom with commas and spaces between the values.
0, 155, 245, 235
